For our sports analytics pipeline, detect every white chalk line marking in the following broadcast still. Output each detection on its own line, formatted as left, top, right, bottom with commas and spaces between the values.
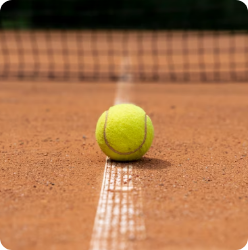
90, 161, 146, 250
89, 57, 146, 250
115, 57, 133, 105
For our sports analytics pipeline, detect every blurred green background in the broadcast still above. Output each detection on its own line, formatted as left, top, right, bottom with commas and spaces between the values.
0, 0, 248, 29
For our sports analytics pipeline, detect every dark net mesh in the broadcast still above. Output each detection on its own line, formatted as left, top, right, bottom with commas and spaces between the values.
0, 0, 248, 82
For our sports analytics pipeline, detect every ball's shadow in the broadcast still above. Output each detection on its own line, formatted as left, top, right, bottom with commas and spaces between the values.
112, 157, 171, 170
136, 157, 171, 169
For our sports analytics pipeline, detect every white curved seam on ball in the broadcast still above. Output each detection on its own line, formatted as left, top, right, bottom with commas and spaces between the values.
104, 111, 147, 155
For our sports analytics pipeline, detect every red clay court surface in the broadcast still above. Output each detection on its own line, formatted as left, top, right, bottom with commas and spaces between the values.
0, 82, 248, 250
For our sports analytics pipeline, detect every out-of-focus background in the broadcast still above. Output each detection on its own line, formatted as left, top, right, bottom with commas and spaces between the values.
1, 0, 247, 29
0, 0, 248, 82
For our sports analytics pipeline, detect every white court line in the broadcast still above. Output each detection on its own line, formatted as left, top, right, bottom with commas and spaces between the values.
115, 57, 133, 105
89, 58, 146, 250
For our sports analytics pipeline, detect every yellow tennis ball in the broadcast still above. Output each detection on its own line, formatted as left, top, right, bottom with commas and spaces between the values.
95, 104, 154, 161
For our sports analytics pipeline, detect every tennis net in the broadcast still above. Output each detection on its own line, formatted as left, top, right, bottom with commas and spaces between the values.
0, 7, 248, 82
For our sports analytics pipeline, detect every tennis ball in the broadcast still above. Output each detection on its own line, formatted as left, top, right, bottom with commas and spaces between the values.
95, 104, 154, 161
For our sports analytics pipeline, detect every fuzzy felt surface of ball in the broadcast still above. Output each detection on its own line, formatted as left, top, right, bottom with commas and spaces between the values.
95, 104, 154, 161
